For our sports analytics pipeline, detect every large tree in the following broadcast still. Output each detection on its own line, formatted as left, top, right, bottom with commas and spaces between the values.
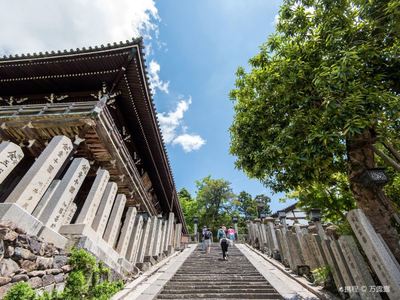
234, 191, 272, 220
230, 0, 400, 261
195, 176, 236, 231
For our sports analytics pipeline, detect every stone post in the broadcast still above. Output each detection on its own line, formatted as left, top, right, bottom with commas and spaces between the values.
336, 236, 379, 300
103, 194, 126, 248
168, 223, 176, 255
116, 207, 137, 258
136, 217, 151, 267
38, 158, 89, 231
274, 227, 285, 262
309, 234, 329, 267
144, 216, 158, 260
62, 202, 77, 225
75, 169, 110, 225
126, 215, 144, 263
298, 228, 319, 271
32, 180, 60, 219
254, 220, 267, 251
293, 225, 318, 271
347, 209, 400, 299
193, 223, 198, 242
160, 220, 168, 255
280, 226, 296, 269
275, 228, 290, 267
286, 231, 305, 273
0, 141, 24, 184
265, 217, 279, 257
248, 222, 257, 246
91, 182, 118, 236
152, 217, 163, 259
165, 212, 174, 251
5, 136, 73, 213
320, 239, 346, 293
174, 223, 182, 250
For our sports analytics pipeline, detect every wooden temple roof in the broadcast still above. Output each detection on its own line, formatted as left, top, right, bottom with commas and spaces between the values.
0, 38, 187, 232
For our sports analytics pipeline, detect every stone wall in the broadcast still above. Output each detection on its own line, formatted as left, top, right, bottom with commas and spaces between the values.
247, 209, 400, 300
0, 221, 70, 298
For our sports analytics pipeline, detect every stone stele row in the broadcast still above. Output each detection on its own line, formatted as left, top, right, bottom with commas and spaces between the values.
0, 136, 183, 277
247, 210, 400, 300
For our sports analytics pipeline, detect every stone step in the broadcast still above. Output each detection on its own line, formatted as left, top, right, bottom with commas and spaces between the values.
162, 288, 277, 294
156, 244, 282, 299
157, 293, 282, 299
174, 272, 261, 276
164, 285, 274, 290
169, 279, 268, 283
171, 275, 265, 279
164, 282, 274, 287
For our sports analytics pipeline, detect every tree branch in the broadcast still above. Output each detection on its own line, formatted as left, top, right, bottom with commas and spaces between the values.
371, 145, 400, 172
382, 141, 400, 163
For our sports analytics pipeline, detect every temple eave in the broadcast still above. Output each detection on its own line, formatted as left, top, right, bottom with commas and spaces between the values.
0, 101, 158, 215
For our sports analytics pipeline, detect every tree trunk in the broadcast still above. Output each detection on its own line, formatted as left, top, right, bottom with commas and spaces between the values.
347, 129, 400, 263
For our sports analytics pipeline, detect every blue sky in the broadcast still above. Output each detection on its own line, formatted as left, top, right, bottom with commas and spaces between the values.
149, 0, 295, 212
0, 0, 296, 212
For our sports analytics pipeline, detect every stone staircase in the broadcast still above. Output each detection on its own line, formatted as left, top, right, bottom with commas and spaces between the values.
156, 243, 282, 299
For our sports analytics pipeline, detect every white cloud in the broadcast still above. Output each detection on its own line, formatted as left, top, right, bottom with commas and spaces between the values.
172, 134, 206, 153
0, 1, 170, 94
0, 0, 159, 54
158, 98, 191, 143
148, 60, 169, 94
157, 97, 205, 152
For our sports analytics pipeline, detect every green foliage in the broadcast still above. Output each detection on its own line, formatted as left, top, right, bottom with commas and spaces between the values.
4, 248, 123, 300
195, 176, 236, 230
285, 173, 356, 224
229, 0, 400, 229
230, 0, 400, 196
254, 195, 272, 216
178, 176, 272, 234
4, 282, 36, 300
312, 266, 331, 286
62, 270, 88, 299
68, 248, 97, 274
336, 220, 353, 236
63, 248, 123, 300
233, 192, 272, 228
178, 188, 199, 233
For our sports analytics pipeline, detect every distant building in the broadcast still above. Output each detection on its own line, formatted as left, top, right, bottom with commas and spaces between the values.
271, 202, 308, 226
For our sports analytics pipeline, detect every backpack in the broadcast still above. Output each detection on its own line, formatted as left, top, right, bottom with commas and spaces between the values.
204, 230, 212, 240
217, 229, 225, 239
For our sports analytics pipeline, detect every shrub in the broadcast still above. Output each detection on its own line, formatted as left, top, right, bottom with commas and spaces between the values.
3, 248, 123, 300
311, 266, 331, 286
3, 282, 36, 300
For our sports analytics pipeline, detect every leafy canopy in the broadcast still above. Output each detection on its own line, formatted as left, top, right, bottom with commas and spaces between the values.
178, 176, 272, 233
230, 0, 400, 193
195, 176, 236, 230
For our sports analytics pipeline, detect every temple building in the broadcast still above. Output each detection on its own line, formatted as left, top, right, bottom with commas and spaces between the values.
0, 38, 186, 277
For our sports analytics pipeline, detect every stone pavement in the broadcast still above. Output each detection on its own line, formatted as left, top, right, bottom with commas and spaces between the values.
118, 243, 322, 299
